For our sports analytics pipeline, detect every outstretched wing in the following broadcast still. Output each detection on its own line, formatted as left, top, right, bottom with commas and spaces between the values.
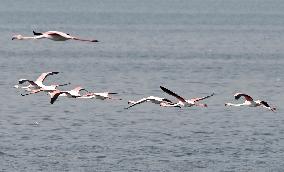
125, 98, 148, 109
35, 72, 59, 84
260, 101, 276, 112
50, 91, 72, 104
160, 86, 186, 102
234, 93, 253, 101
260, 101, 271, 107
162, 98, 174, 104
69, 86, 89, 95
191, 93, 215, 102
50, 91, 63, 104
21, 89, 42, 96
46, 31, 72, 38
18, 79, 38, 86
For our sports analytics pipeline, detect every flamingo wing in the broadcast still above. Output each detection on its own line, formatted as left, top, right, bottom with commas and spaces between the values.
260, 101, 276, 111
50, 91, 74, 104
162, 98, 174, 104
160, 86, 186, 102
45, 31, 98, 42
45, 31, 72, 38
21, 89, 43, 96
234, 93, 253, 101
190, 93, 215, 102
18, 79, 38, 86
70, 86, 88, 95
125, 98, 148, 109
50, 91, 63, 104
260, 101, 270, 107
35, 72, 59, 84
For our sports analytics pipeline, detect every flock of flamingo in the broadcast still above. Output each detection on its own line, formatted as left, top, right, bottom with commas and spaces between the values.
13, 30, 277, 112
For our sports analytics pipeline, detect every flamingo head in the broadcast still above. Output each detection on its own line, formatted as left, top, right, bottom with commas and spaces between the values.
12, 35, 23, 40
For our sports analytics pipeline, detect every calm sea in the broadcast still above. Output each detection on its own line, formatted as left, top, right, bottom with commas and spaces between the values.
0, 0, 284, 171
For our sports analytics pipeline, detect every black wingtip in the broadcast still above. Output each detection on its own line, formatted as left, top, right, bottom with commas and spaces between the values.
50, 96, 57, 104
33, 30, 42, 35
160, 86, 167, 91
234, 95, 240, 100
163, 98, 173, 104
18, 79, 26, 84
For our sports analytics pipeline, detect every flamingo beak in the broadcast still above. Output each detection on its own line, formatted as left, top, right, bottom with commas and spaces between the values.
12, 37, 16, 40
92, 40, 99, 42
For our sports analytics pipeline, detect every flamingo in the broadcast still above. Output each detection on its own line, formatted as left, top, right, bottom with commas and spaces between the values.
12, 30, 99, 42
160, 86, 214, 107
225, 93, 276, 112
125, 96, 181, 109
79, 92, 122, 100
49, 86, 89, 104
15, 72, 70, 95
20, 83, 71, 96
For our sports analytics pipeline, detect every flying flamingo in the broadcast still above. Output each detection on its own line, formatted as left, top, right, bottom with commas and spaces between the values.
20, 82, 71, 96
16, 71, 59, 88
79, 92, 122, 100
225, 93, 276, 112
125, 96, 181, 109
160, 86, 214, 107
49, 86, 89, 104
15, 72, 70, 95
12, 30, 99, 42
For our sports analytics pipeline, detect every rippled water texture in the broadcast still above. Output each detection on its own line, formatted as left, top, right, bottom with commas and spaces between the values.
1, 0, 284, 171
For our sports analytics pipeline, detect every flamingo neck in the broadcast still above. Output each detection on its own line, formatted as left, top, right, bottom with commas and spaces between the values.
22, 36, 37, 39
225, 103, 246, 106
